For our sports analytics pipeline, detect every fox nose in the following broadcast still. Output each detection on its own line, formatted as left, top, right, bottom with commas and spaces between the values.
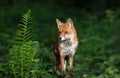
59, 37, 61, 40
59, 37, 65, 41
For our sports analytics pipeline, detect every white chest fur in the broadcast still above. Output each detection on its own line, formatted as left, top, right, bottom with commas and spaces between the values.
60, 40, 78, 57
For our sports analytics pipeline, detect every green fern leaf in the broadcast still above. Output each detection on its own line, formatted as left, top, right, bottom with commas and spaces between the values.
9, 10, 42, 78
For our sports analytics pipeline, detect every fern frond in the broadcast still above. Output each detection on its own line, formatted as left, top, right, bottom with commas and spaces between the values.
12, 10, 33, 46
9, 10, 42, 78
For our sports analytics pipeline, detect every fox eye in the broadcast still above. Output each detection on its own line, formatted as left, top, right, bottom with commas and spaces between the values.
65, 31, 68, 34
59, 32, 61, 34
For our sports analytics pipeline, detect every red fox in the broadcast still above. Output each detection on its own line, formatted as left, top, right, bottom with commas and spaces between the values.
53, 18, 78, 77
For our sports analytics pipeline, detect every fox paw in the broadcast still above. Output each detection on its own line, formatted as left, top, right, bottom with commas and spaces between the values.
69, 72, 74, 78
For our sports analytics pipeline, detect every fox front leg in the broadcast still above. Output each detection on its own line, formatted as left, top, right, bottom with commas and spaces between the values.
69, 55, 74, 77
60, 56, 65, 72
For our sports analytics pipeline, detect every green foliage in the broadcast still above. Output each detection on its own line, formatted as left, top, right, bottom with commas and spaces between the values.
8, 10, 47, 78
12, 10, 33, 45
73, 10, 120, 78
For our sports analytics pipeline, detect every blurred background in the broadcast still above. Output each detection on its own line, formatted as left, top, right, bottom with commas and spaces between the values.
0, 0, 120, 78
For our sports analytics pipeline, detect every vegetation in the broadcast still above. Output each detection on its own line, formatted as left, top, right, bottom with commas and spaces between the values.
0, 0, 120, 78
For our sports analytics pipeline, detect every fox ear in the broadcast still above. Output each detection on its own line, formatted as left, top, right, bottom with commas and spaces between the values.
67, 18, 73, 27
56, 18, 62, 28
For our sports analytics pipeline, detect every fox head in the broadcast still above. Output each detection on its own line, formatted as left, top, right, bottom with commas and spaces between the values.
56, 18, 75, 41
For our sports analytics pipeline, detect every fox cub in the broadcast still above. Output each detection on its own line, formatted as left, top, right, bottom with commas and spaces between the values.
53, 18, 78, 77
